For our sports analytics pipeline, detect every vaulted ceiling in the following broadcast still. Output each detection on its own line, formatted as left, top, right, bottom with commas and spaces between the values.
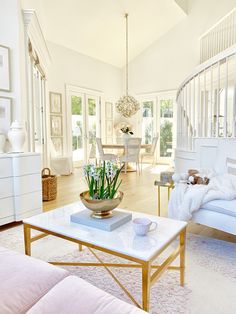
21, 0, 187, 67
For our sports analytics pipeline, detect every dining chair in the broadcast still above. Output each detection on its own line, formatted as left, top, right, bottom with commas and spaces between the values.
96, 138, 117, 163
140, 135, 159, 170
50, 138, 73, 175
87, 143, 97, 165
119, 137, 142, 174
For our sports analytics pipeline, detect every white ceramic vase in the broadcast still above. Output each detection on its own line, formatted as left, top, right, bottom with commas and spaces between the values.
0, 132, 6, 153
122, 133, 131, 142
8, 121, 25, 153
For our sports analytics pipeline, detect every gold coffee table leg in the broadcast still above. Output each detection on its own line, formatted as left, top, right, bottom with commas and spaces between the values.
78, 244, 83, 252
142, 262, 151, 311
180, 228, 186, 286
24, 224, 31, 256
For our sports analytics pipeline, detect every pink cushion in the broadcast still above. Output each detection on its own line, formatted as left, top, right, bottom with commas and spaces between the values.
0, 247, 68, 314
27, 275, 146, 314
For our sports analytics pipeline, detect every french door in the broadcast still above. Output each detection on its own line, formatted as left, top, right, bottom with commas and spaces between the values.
25, 39, 48, 168
67, 89, 101, 167
139, 91, 176, 163
32, 65, 47, 167
140, 98, 157, 145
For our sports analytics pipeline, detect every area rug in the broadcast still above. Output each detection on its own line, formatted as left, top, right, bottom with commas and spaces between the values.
0, 225, 236, 314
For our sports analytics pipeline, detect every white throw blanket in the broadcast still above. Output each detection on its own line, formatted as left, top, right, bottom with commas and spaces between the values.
168, 174, 236, 221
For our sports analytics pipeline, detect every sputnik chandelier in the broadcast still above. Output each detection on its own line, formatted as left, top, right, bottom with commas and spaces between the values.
116, 13, 140, 118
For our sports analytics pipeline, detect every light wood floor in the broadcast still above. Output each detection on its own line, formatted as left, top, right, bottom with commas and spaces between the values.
43, 164, 236, 243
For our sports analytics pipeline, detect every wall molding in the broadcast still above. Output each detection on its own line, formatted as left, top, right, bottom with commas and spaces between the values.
23, 9, 51, 73
65, 84, 103, 96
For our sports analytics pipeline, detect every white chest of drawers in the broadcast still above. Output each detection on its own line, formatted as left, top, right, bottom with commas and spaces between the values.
0, 153, 42, 225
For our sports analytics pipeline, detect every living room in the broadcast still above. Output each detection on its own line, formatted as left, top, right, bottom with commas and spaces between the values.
0, 0, 236, 313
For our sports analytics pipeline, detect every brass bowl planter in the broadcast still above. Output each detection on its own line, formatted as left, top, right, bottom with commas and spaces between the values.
80, 191, 123, 219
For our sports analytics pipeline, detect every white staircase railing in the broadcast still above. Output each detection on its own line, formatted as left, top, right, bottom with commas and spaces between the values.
177, 46, 236, 151
200, 8, 236, 63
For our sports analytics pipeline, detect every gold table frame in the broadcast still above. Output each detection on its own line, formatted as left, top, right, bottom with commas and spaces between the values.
154, 181, 174, 216
23, 223, 186, 312
102, 144, 151, 149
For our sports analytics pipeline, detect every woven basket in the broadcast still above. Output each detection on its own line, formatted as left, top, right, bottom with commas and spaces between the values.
42, 168, 57, 201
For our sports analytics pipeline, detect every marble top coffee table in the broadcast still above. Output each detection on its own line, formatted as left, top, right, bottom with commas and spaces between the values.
23, 202, 187, 312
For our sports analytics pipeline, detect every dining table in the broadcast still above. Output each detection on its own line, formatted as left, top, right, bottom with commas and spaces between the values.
102, 144, 151, 150
102, 143, 151, 172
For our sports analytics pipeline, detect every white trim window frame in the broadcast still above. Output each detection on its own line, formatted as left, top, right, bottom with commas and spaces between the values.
138, 90, 177, 164
138, 96, 158, 163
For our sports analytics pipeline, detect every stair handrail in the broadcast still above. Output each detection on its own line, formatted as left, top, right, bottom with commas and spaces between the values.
177, 45, 236, 98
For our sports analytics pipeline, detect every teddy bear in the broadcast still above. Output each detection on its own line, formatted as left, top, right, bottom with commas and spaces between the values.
188, 169, 210, 185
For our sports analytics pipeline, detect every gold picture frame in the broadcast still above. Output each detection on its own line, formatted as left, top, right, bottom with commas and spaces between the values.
105, 102, 113, 119
51, 137, 63, 155
50, 115, 63, 137
50, 92, 62, 114
0, 96, 11, 133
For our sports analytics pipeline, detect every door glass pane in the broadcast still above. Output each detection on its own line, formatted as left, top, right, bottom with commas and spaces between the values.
88, 98, 97, 146
33, 69, 41, 152
142, 101, 153, 144
33, 68, 45, 164
227, 55, 236, 137
219, 60, 226, 137
160, 99, 173, 157
71, 95, 83, 163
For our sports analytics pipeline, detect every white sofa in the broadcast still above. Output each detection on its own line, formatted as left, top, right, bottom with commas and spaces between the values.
0, 246, 146, 314
172, 157, 236, 235
192, 158, 236, 235
192, 199, 236, 235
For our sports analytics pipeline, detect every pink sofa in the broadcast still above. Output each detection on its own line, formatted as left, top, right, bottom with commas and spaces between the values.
0, 247, 146, 314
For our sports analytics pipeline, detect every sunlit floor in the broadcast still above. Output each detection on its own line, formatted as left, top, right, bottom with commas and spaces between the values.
43, 163, 169, 213
43, 163, 236, 243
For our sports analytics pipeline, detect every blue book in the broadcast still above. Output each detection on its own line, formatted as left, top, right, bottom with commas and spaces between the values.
70, 210, 132, 231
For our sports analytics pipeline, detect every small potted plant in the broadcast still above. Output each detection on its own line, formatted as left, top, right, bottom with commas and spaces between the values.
120, 126, 133, 135
120, 126, 133, 141
80, 161, 123, 219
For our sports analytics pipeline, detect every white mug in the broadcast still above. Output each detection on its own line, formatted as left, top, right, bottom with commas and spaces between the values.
132, 218, 158, 236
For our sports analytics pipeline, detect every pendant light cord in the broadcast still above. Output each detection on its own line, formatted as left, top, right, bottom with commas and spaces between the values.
125, 13, 128, 96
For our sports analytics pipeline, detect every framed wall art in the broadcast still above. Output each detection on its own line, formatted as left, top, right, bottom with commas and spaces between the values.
50, 115, 63, 137
0, 45, 11, 91
105, 101, 113, 119
106, 120, 113, 138
50, 92, 62, 114
0, 97, 11, 133
51, 137, 63, 155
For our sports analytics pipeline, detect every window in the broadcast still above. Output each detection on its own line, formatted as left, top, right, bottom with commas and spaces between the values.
71, 95, 83, 162
67, 87, 101, 166
141, 101, 154, 144
87, 98, 97, 145
160, 99, 173, 157
139, 92, 176, 161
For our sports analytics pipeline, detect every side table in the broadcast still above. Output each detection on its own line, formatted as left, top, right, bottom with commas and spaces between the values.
154, 180, 174, 216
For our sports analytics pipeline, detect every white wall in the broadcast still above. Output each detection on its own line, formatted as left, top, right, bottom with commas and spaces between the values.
46, 42, 122, 153
127, 0, 236, 95
0, 0, 27, 125
175, 0, 188, 14
175, 138, 236, 173
47, 41, 122, 101
3, 0, 236, 156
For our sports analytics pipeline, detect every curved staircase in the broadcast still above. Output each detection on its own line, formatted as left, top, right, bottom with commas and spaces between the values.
175, 46, 236, 173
